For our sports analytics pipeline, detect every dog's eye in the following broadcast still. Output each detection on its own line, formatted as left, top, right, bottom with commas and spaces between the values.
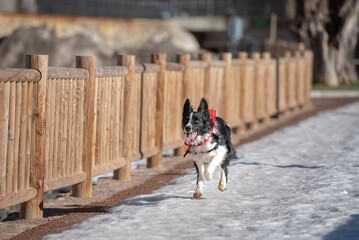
194, 119, 200, 124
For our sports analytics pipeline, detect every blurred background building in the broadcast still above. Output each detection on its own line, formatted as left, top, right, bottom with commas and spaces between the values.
0, 0, 357, 85
0, 0, 293, 54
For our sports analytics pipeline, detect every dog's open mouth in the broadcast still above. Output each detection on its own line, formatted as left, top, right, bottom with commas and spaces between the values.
185, 132, 198, 145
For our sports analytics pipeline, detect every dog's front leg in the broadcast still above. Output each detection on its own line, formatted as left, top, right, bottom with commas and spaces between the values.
194, 161, 204, 198
204, 151, 226, 181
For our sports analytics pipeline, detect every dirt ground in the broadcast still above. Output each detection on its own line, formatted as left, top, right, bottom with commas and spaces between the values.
1, 97, 358, 240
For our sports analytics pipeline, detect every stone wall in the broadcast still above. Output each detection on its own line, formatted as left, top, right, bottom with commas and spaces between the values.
0, 13, 200, 67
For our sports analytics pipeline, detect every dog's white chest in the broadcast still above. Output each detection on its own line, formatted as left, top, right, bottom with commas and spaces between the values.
191, 142, 226, 164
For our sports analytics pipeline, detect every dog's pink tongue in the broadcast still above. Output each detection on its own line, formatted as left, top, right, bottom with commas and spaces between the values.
185, 132, 197, 145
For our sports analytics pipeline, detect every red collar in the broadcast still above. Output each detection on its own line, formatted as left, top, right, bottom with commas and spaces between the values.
185, 109, 216, 155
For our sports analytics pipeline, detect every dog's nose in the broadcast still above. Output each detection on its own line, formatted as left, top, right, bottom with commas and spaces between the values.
185, 126, 191, 132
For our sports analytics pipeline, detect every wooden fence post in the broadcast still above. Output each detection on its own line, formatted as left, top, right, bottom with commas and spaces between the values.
304, 50, 313, 107
284, 51, 292, 114
221, 52, 232, 123
72, 56, 96, 198
295, 51, 303, 108
200, 53, 212, 101
251, 53, 260, 129
237, 52, 247, 135
114, 55, 136, 181
20, 54, 48, 219
263, 52, 271, 124
174, 54, 190, 157
147, 54, 166, 168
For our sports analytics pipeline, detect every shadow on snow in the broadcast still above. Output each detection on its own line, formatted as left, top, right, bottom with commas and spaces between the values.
237, 161, 324, 169
324, 214, 359, 240
117, 194, 201, 207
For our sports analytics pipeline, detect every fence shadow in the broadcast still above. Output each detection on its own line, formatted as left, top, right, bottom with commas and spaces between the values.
323, 214, 359, 240
237, 161, 324, 169
117, 194, 199, 207
1, 206, 109, 221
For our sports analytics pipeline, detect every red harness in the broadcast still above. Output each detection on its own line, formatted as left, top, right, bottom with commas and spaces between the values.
184, 109, 216, 156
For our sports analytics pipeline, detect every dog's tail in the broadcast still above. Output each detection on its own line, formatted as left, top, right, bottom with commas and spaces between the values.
226, 123, 237, 160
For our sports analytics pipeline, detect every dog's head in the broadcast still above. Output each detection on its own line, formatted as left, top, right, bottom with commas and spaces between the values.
182, 98, 212, 145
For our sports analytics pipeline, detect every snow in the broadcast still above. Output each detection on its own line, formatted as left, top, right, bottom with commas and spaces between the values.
44, 102, 359, 240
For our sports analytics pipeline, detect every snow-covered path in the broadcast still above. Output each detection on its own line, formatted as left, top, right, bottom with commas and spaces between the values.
44, 102, 359, 240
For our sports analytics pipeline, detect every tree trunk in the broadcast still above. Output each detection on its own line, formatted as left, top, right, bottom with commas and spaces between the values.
288, 0, 359, 86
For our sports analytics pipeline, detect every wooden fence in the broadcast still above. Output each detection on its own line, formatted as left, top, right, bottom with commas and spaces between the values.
0, 48, 313, 218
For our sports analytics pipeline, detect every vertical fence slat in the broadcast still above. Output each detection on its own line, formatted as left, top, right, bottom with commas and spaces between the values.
61, 79, 69, 177
65, 79, 73, 175
97, 79, 103, 166
75, 78, 85, 173
7, 82, 16, 194
20, 54, 48, 219
119, 76, 124, 159
148, 54, 166, 168
13, 82, 22, 192
52, 79, 60, 179
105, 77, 111, 165
48, 79, 56, 180
24, 81, 33, 189
109, 77, 115, 163
73, 79, 79, 174
19, 82, 28, 190
95, 78, 102, 166
0, 82, 9, 196
57, 80, 65, 178
113, 76, 120, 163
103, 77, 109, 164
44, 79, 51, 181
70, 79, 77, 174
117, 76, 123, 162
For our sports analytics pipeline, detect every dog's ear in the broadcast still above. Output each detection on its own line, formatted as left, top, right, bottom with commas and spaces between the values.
197, 98, 209, 113
183, 98, 192, 116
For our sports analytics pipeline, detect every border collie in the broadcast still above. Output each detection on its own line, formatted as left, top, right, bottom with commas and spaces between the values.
182, 98, 237, 198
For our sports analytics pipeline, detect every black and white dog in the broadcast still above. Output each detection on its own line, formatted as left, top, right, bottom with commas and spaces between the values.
182, 98, 237, 198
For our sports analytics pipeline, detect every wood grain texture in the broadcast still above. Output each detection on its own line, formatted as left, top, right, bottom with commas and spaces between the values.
72, 56, 96, 198
20, 54, 48, 219
147, 54, 166, 168
48, 67, 89, 80
114, 55, 136, 181
0, 69, 40, 82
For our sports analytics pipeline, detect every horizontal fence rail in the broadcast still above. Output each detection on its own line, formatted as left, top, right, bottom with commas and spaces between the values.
0, 46, 314, 219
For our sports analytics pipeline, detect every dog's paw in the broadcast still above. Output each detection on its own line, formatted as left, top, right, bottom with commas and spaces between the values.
193, 191, 202, 199
218, 181, 227, 192
204, 171, 214, 181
